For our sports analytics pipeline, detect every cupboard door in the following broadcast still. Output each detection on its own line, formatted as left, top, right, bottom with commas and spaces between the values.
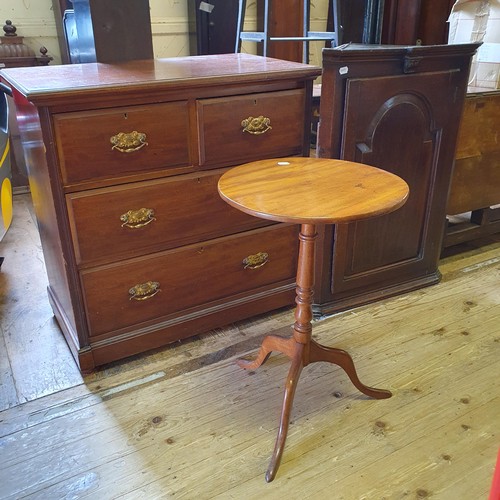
331, 70, 462, 294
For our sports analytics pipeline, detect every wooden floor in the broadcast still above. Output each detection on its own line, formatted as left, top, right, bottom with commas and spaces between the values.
1, 193, 499, 499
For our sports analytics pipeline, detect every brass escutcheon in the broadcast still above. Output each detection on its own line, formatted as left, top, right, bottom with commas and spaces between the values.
241, 116, 272, 135
120, 208, 156, 228
243, 252, 269, 269
110, 131, 148, 153
129, 281, 161, 301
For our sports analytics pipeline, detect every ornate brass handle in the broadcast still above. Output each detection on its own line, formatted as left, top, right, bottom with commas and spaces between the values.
120, 208, 156, 228
129, 281, 161, 301
110, 131, 148, 153
241, 116, 272, 135
243, 252, 269, 270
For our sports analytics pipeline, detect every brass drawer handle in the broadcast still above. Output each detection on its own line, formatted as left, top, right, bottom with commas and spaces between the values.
120, 208, 156, 228
243, 252, 269, 270
241, 116, 272, 135
129, 281, 161, 301
110, 131, 148, 153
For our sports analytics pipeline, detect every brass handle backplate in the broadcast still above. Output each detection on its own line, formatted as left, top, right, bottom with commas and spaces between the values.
120, 208, 156, 228
243, 252, 269, 270
241, 116, 272, 135
110, 131, 148, 153
129, 281, 161, 301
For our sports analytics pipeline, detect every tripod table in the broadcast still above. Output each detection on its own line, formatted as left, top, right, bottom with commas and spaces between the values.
217, 157, 409, 482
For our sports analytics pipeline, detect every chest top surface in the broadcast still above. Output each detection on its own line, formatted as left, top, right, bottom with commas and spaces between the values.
0, 53, 321, 104
217, 157, 410, 225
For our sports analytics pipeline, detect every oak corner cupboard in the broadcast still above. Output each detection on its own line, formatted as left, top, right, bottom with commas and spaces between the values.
314, 43, 480, 316
0, 54, 321, 372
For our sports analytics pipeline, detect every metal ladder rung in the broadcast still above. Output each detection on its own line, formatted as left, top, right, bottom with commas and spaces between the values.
241, 33, 337, 43
239, 32, 266, 42
270, 35, 337, 42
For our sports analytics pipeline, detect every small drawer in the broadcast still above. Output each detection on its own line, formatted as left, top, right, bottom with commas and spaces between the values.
67, 170, 271, 266
81, 224, 299, 337
198, 89, 305, 168
53, 102, 191, 185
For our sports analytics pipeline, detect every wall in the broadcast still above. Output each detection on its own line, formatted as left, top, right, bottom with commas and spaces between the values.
0, 0, 329, 66
149, 1, 193, 61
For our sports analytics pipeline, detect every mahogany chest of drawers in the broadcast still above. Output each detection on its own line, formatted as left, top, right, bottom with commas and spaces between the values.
1, 54, 320, 371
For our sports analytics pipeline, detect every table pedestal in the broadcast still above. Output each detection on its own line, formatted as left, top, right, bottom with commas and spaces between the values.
238, 223, 392, 482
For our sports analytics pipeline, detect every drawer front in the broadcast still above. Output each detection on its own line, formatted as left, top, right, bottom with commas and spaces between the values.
198, 89, 305, 168
67, 170, 270, 266
54, 102, 191, 185
81, 224, 298, 337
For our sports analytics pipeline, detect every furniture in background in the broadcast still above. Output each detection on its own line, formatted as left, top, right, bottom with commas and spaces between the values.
0, 20, 52, 67
53, 0, 153, 64
336, 0, 384, 45
314, 43, 480, 316
381, 0, 455, 46
0, 54, 320, 372
444, 90, 500, 246
191, 0, 239, 55
52, 0, 73, 64
218, 157, 409, 482
0, 20, 52, 190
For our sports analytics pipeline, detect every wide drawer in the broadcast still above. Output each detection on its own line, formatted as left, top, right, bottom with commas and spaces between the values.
81, 224, 298, 337
197, 89, 305, 168
67, 170, 270, 266
53, 101, 191, 185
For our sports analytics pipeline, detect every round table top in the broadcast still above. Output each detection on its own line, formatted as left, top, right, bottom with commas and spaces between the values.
217, 157, 410, 224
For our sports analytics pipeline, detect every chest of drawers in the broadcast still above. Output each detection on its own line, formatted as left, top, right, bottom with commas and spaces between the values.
1, 54, 320, 372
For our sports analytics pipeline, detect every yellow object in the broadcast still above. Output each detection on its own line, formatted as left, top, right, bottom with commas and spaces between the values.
1, 176, 13, 232
0, 140, 13, 240
0, 137, 9, 165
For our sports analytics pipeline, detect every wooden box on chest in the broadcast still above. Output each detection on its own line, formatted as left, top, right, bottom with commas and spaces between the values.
315, 43, 479, 315
0, 54, 321, 371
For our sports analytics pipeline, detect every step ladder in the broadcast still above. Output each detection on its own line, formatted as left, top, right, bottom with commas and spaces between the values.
235, 0, 341, 63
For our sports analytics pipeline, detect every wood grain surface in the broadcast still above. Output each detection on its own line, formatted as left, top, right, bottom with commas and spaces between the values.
218, 157, 409, 224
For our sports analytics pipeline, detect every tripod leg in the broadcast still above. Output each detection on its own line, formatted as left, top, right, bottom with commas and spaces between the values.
265, 345, 304, 482
308, 339, 391, 399
237, 335, 295, 370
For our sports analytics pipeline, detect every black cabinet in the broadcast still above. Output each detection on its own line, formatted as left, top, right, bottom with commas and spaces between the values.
192, 0, 239, 55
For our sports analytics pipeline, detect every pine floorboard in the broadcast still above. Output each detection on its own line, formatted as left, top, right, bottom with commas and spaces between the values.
0, 193, 499, 499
